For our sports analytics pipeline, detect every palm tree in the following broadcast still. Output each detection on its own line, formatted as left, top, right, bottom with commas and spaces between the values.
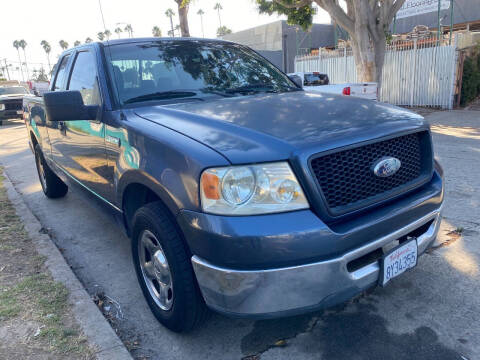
59, 40, 69, 50
18, 40, 29, 80
165, 9, 175, 38
174, 25, 181, 37
97, 32, 105, 41
152, 26, 162, 37
40, 40, 52, 74
124, 24, 133, 38
217, 26, 232, 37
114, 27, 123, 38
197, 9, 205, 38
74, 40, 81, 47
104, 29, 112, 40
214, 3, 223, 28
12, 41, 24, 81
85, 37, 93, 43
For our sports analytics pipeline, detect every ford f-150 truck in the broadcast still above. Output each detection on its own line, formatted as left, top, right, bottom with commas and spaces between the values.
23, 38, 444, 332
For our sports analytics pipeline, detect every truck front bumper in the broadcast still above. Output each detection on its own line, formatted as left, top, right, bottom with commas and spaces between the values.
191, 207, 442, 318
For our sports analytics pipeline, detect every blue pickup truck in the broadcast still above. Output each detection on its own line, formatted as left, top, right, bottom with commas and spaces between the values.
23, 38, 444, 332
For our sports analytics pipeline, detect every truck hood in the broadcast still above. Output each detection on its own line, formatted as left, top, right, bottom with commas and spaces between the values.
134, 91, 427, 164
0, 94, 25, 100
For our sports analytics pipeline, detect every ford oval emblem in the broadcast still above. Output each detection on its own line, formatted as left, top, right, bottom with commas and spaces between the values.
372, 157, 401, 177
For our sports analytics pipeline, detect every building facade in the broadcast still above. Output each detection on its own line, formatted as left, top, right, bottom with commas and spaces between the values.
393, 0, 480, 34
221, 20, 335, 73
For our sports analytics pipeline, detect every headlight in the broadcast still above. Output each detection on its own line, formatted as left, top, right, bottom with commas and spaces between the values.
200, 162, 309, 215
0, 104, 4, 111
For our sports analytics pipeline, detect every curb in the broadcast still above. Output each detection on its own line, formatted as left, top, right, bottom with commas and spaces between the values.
2, 170, 133, 360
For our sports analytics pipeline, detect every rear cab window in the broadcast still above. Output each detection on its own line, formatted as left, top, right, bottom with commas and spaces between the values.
304, 73, 329, 86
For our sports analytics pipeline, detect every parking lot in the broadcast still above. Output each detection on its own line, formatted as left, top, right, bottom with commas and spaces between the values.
0, 109, 479, 360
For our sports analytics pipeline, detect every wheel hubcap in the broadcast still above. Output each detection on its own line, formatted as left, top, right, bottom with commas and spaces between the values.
138, 230, 173, 310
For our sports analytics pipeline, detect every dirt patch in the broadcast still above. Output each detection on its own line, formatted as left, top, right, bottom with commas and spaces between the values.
0, 168, 93, 359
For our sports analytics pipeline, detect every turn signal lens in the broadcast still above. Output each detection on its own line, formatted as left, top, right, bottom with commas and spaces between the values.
201, 172, 220, 200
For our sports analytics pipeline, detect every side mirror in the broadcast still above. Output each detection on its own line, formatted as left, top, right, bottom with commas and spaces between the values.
44, 90, 98, 121
288, 74, 303, 89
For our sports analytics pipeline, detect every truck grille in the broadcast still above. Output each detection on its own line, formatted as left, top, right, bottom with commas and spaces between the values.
4, 100, 22, 111
310, 131, 432, 216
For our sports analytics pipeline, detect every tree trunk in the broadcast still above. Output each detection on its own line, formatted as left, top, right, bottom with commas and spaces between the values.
23, 51, 29, 80
169, 17, 175, 37
177, 2, 190, 37
16, 50, 24, 82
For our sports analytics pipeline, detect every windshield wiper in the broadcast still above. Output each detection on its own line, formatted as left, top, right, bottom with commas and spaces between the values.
124, 90, 202, 104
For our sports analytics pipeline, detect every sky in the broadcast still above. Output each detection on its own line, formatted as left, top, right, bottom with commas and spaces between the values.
0, 0, 332, 80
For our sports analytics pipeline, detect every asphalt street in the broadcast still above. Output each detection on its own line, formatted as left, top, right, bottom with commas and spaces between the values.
0, 110, 479, 360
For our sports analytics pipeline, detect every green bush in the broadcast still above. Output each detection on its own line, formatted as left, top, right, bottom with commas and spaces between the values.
461, 51, 480, 106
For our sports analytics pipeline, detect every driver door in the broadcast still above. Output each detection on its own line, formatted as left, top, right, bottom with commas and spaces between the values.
56, 50, 110, 198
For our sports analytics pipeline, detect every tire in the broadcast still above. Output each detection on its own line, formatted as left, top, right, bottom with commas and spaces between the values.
131, 201, 208, 332
34, 144, 68, 198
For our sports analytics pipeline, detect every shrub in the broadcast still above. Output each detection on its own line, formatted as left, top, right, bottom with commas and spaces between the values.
460, 49, 480, 106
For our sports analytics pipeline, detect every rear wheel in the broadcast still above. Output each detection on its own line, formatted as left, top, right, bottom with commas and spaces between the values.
34, 144, 68, 198
131, 201, 208, 332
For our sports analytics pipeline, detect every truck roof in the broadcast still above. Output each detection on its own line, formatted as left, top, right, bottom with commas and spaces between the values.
77, 37, 233, 49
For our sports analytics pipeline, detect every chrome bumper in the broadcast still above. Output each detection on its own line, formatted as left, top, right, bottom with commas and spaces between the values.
191, 208, 442, 318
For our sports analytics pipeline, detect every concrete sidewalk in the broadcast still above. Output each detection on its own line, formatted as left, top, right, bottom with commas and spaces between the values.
0, 112, 479, 360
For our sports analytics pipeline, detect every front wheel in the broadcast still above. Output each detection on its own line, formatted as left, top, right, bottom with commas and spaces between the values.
131, 202, 208, 332
34, 144, 68, 198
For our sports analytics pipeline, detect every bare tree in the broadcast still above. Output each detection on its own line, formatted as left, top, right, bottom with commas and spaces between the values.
257, 0, 406, 86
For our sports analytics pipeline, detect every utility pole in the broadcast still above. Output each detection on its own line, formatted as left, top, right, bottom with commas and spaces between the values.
449, 0, 454, 45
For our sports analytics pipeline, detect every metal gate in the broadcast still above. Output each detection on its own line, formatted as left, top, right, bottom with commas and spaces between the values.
295, 36, 458, 109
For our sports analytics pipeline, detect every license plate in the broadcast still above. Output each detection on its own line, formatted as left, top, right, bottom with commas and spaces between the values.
380, 238, 418, 286
17, 110, 23, 114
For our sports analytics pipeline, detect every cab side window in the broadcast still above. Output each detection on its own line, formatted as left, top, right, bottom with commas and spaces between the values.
52, 54, 71, 91
68, 51, 100, 106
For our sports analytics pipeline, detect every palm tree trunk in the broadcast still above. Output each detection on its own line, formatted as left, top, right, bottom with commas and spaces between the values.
200, 15, 204, 38
178, 3, 190, 37
47, 54, 51, 76
169, 17, 174, 37
217, 10, 222, 28
16, 50, 24, 81
22, 50, 29, 80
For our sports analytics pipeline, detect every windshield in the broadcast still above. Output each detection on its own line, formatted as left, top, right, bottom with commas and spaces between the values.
0, 87, 28, 95
106, 40, 299, 105
304, 73, 329, 86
